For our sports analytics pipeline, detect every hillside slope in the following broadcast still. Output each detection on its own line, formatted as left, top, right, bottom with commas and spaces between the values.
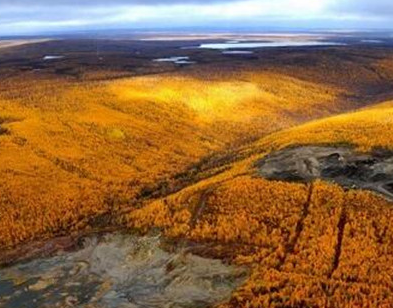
1, 43, 393, 306
124, 100, 393, 307
0, 71, 348, 248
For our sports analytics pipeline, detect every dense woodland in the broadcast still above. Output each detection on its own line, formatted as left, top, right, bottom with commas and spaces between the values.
0, 70, 344, 248
127, 175, 393, 307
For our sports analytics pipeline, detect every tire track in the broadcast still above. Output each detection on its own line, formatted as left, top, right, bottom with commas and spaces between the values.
277, 183, 314, 269
328, 204, 347, 279
175, 187, 214, 253
188, 189, 211, 232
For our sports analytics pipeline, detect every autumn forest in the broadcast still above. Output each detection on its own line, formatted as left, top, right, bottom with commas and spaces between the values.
1, 36, 393, 307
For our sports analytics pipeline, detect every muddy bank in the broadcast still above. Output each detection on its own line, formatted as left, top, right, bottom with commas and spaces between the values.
256, 146, 393, 200
0, 233, 247, 308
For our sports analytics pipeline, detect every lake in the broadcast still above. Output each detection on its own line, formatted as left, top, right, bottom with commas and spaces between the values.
198, 40, 345, 50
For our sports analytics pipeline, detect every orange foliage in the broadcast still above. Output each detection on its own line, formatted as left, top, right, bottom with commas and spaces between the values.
2, 65, 393, 307
254, 100, 393, 153
0, 70, 344, 248
126, 175, 393, 307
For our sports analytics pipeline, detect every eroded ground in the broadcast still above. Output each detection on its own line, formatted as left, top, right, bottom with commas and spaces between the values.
256, 146, 393, 200
0, 233, 247, 308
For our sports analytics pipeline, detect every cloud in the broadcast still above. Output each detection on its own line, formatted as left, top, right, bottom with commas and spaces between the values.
331, 0, 393, 17
0, 0, 239, 6
0, 0, 328, 31
1, 0, 392, 35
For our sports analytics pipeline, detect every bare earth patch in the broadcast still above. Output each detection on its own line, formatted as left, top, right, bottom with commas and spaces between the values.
256, 145, 393, 200
0, 233, 248, 308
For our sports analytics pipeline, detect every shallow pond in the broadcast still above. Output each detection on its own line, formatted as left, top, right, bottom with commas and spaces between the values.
361, 39, 383, 43
198, 40, 345, 50
43, 55, 64, 60
153, 56, 195, 65
222, 51, 254, 55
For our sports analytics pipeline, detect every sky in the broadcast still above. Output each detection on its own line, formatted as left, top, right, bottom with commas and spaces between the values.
1, 0, 393, 35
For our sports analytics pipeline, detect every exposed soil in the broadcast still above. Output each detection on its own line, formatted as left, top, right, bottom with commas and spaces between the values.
0, 233, 248, 308
256, 146, 393, 200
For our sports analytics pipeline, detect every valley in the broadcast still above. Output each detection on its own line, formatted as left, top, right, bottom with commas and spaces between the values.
1, 34, 393, 307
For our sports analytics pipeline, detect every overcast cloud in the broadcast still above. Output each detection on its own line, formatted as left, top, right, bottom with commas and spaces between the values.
331, 0, 393, 16
1, 0, 393, 35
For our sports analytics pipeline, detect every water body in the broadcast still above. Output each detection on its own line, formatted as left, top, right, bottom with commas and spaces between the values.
153, 56, 195, 64
198, 41, 345, 50
174, 60, 196, 64
222, 51, 254, 55
0, 233, 247, 308
361, 39, 383, 44
43, 55, 64, 60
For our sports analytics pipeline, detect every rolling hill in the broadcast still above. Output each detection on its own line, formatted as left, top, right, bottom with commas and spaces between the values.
0, 71, 346, 249
1, 40, 393, 307
127, 100, 393, 307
